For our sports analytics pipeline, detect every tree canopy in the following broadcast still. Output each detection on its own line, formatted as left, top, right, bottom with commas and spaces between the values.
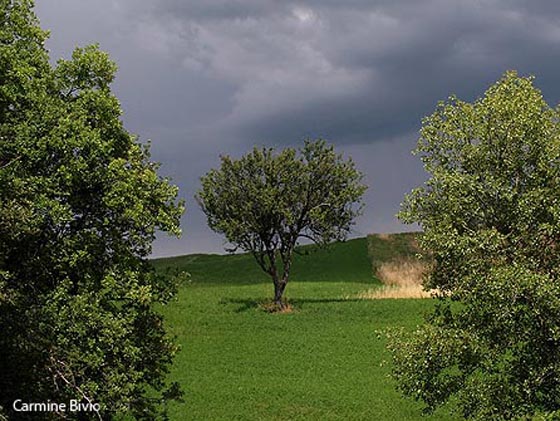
390, 71, 560, 419
0, 1, 184, 418
197, 140, 366, 307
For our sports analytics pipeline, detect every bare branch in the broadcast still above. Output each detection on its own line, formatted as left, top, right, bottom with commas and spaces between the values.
48, 356, 102, 421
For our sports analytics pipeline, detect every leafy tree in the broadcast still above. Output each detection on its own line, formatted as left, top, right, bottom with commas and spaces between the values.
389, 71, 560, 419
0, 1, 184, 419
197, 140, 366, 307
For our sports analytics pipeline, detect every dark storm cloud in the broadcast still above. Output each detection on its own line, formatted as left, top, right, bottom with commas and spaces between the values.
154, 0, 279, 21
129, 0, 560, 145
34, 1, 560, 256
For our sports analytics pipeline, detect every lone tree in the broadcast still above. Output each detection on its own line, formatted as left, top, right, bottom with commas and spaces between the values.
389, 71, 560, 419
0, 1, 184, 419
197, 140, 366, 307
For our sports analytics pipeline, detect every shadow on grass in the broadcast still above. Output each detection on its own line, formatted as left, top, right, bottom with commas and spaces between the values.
220, 297, 365, 313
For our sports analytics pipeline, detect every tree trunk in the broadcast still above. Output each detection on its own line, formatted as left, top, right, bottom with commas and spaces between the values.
272, 248, 292, 308
273, 280, 287, 308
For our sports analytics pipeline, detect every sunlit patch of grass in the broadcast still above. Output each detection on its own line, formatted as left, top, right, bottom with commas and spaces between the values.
358, 258, 433, 299
358, 284, 432, 299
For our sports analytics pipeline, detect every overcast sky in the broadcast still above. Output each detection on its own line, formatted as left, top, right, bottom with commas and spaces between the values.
35, 1, 560, 257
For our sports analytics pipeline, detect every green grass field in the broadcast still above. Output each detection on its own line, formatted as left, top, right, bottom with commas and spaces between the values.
153, 236, 457, 420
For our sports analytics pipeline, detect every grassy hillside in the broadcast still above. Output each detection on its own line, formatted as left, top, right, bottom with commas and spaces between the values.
367, 232, 422, 272
152, 237, 377, 285
154, 233, 456, 420
153, 233, 423, 285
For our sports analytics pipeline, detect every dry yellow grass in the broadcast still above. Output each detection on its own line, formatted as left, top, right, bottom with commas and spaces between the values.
358, 285, 431, 299
358, 258, 433, 299
377, 258, 426, 287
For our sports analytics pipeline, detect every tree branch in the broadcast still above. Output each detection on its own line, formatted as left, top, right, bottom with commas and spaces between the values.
0, 155, 21, 169
48, 356, 102, 421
